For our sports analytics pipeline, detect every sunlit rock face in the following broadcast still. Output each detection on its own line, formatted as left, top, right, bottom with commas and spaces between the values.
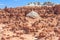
43, 2, 55, 6
27, 2, 41, 6
26, 11, 40, 18
26, 2, 56, 7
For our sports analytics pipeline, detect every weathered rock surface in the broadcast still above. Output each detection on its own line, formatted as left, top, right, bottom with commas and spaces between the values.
0, 5, 60, 40
26, 11, 40, 18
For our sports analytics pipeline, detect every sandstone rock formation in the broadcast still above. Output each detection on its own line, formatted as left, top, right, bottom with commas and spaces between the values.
0, 4, 60, 40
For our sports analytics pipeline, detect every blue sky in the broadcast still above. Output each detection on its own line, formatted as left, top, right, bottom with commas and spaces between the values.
0, 0, 60, 8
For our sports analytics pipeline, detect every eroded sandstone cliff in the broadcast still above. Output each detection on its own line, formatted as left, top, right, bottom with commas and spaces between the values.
0, 5, 60, 40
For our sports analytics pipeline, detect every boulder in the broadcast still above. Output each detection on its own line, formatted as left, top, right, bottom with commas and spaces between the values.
26, 11, 40, 18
